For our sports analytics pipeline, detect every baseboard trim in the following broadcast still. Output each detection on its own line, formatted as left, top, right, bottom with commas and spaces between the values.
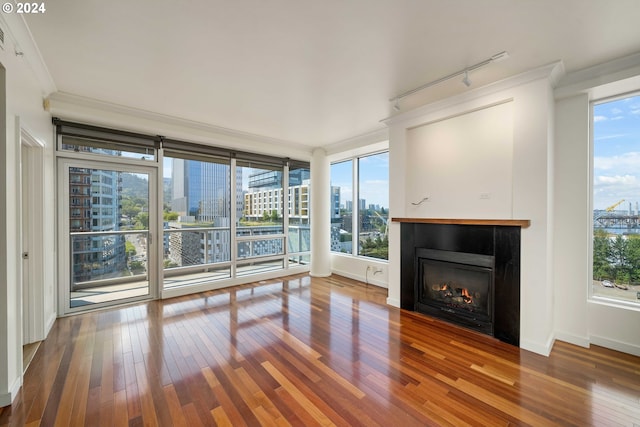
521, 333, 555, 357
0, 377, 22, 407
554, 331, 590, 348
386, 297, 400, 308
590, 334, 640, 357
330, 268, 388, 288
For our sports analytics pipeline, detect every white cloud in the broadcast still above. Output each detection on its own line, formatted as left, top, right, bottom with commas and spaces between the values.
594, 115, 608, 122
612, 108, 623, 114
594, 133, 627, 141
594, 152, 640, 171
595, 175, 638, 185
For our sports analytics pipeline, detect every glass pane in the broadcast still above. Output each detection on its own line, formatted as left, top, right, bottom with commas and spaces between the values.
162, 155, 232, 288
288, 166, 310, 254
330, 160, 353, 254
237, 238, 284, 259
236, 259, 284, 277
69, 168, 151, 308
61, 136, 155, 161
358, 152, 389, 260
592, 94, 640, 304
238, 162, 284, 236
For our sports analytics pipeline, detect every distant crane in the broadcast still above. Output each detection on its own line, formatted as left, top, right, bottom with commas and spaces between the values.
606, 199, 625, 212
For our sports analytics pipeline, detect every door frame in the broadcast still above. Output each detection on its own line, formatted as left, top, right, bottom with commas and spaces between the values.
57, 157, 159, 315
19, 127, 46, 344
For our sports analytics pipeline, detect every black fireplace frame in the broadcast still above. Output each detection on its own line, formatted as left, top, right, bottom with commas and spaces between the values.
415, 248, 495, 336
400, 223, 520, 346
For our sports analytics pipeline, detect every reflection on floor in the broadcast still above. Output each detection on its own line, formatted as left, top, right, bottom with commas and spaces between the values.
22, 342, 40, 374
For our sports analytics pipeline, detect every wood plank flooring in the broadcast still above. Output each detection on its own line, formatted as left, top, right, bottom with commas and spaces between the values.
2, 273, 640, 426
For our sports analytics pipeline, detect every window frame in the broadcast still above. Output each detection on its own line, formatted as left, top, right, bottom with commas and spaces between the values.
589, 91, 640, 308
329, 146, 389, 262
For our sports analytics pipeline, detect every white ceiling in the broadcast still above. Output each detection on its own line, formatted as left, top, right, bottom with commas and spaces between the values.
24, 0, 640, 147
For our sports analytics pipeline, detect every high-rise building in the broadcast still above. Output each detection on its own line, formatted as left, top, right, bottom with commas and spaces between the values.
69, 166, 126, 284
168, 158, 242, 265
171, 158, 242, 225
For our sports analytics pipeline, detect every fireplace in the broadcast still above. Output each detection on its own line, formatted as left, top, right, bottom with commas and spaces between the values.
397, 220, 522, 346
416, 249, 494, 335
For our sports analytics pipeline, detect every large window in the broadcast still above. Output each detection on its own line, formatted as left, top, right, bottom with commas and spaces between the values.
592, 93, 640, 305
330, 160, 353, 254
330, 151, 389, 260
56, 119, 310, 312
162, 153, 233, 287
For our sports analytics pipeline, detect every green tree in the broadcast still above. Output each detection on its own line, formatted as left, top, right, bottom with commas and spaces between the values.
609, 235, 630, 283
593, 229, 611, 280
163, 211, 179, 221
625, 235, 640, 284
135, 212, 149, 229
270, 210, 279, 222
125, 241, 136, 257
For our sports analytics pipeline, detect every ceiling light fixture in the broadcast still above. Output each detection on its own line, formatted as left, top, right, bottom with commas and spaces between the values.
389, 51, 509, 109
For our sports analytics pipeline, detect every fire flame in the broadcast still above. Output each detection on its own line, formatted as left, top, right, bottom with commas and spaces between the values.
461, 288, 473, 304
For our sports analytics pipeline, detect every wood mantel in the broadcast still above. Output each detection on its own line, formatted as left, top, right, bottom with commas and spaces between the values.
391, 218, 531, 228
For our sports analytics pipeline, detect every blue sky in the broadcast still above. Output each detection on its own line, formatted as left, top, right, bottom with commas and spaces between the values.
330, 152, 389, 209
593, 94, 640, 211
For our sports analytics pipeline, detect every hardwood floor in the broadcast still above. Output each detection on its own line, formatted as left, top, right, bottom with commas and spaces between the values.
2, 273, 639, 426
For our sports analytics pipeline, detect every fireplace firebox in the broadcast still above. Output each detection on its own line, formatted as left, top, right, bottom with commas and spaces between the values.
398, 221, 521, 346
416, 249, 494, 335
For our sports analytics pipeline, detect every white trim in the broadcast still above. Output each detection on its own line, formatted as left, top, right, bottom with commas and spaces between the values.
555, 51, 640, 99
323, 128, 389, 155
590, 334, 640, 357
554, 332, 590, 349
330, 267, 388, 288
0, 376, 22, 407
386, 297, 400, 308
521, 333, 556, 357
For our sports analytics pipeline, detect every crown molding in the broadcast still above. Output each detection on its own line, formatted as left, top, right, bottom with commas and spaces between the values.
381, 61, 564, 128
554, 51, 640, 100
0, 13, 56, 95
46, 92, 314, 159
323, 126, 388, 156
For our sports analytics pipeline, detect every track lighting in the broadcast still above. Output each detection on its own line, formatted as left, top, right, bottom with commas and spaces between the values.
462, 70, 471, 87
389, 51, 509, 110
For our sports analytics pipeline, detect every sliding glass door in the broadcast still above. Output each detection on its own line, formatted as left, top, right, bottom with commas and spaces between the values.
59, 159, 157, 313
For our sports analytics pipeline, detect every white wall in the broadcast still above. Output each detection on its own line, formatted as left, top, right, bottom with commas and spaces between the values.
554, 55, 640, 356
553, 94, 590, 347
384, 64, 560, 355
405, 101, 514, 219
0, 15, 56, 406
